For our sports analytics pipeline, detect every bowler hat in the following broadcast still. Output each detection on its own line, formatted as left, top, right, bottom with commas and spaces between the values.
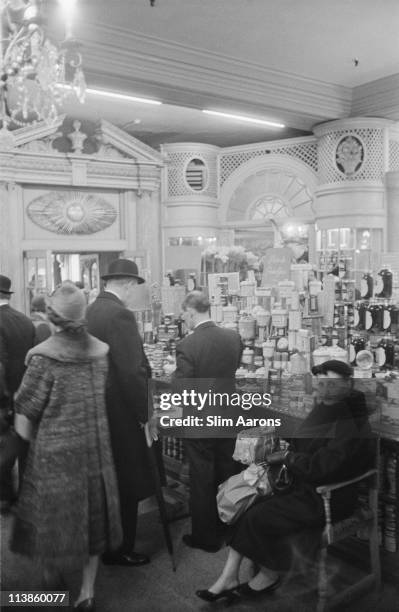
101, 259, 145, 284
312, 360, 353, 378
0, 275, 13, 294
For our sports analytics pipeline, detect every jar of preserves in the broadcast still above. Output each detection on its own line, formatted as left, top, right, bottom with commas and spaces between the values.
238, 313, 256, 340
242, 347, 254, 366
255, 307, 271, 329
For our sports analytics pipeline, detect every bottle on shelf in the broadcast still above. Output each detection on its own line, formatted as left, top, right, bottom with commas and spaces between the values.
360, 272, 373, 299
187, 273, 197, 292
375, 335, 395, 369
348, 335, 366, 364
166, 270, 175, 286
375, 267, 393, 299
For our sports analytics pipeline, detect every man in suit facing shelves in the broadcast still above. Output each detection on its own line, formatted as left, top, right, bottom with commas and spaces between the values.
87, 259, 157, 567
173, 291, 243, 552
0, 275, 35, 513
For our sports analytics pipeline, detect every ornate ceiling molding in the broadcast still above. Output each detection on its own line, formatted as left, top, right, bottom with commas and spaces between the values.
96, 119, 164, 164
352, 75, 399, 121
0, 118, 164, 190
81, 23, 352, 129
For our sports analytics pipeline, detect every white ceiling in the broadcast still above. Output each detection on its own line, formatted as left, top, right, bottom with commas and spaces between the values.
62, 0, 399, 148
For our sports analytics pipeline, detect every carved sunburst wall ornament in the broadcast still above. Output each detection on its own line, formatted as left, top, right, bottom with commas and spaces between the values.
27, 191, 117, 234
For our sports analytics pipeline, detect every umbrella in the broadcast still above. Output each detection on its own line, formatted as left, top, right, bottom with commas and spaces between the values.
144, 423, 177, 572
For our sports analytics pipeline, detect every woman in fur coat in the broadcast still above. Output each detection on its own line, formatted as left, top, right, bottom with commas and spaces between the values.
10, 282, 122, 611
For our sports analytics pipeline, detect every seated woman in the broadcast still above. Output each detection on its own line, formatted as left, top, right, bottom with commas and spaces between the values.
196, 359, 373, 602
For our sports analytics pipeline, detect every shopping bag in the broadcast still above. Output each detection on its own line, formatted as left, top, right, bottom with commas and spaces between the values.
217, 463, 272, 525
233, 426, 277, 465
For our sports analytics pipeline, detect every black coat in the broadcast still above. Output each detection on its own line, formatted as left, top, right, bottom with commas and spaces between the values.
87, 291, 154, 500
174, 321, 243, 392
0, 304, 35, 404
228, 397, 374, 570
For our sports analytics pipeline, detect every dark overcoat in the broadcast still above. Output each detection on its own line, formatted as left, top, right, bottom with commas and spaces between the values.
87, 291, 154, 500
228, 398, 374, 570
10, 331, 122, 566
0, 304, 35, 399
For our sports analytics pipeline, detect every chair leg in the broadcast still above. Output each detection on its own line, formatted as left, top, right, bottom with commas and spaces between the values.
369, 488, 381, 591
317, 547, 328, 612
369, 525, 381, 590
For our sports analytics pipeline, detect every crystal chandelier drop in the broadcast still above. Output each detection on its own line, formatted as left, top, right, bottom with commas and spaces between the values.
0, 0, 86, 127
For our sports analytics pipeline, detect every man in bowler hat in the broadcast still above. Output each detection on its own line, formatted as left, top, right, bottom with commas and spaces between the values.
0, 275, 35, 512
87, 259, 156, 566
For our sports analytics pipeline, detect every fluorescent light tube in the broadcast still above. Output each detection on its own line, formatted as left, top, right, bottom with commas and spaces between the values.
86, 88, 162, 105
202, 110, 284, 128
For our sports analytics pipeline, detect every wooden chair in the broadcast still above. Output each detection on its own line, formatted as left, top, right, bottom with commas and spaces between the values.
315, 444, 381, 611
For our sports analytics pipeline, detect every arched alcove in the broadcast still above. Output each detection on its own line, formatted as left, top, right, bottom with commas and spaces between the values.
219, 154, 317, 225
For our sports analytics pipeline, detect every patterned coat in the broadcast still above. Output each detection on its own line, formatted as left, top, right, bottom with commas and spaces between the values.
10, 331, 122, 567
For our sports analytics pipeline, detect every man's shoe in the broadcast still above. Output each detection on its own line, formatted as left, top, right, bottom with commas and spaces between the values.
74, 598, 95, 611
102, 551, 150, 566
182, 534, 221, 553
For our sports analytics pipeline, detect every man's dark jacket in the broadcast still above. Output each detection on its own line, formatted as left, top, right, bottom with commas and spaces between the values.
0, 304, 35, 406
87, 291, 153, 500
174, 320, 243, 399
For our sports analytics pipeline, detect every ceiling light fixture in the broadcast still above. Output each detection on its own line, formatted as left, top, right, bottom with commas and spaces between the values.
86, 88, 162, 105
0, 0, 86, 127
202, 110, 285, 129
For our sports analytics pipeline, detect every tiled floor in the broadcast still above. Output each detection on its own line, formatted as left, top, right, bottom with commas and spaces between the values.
1, 497, 398, 612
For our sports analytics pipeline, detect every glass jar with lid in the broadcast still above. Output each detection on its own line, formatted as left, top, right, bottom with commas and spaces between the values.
238, 312, 256, 341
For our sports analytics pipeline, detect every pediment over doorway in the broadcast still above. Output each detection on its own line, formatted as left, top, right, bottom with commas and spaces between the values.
0, 116, 163, 165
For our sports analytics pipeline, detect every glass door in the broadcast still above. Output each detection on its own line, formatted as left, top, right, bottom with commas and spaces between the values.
24, 250, 53, 313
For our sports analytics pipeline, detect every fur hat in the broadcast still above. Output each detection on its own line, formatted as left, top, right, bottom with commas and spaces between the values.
48, 281, 86, 322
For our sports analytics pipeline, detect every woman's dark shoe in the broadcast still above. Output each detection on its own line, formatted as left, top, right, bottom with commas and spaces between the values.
238, 576, 281, 597
196, 586, 240, 602
74, 598, 95, 611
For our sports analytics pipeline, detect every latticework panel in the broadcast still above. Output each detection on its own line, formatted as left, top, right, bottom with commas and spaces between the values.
219, 141, 318, 186
166, 150, 218, 198
317, 128, 385, 183
389, 140, 399, 171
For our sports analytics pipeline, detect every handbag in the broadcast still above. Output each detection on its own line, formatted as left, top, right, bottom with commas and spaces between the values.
217, 463, 272, 525
267, 463, 294, 493
232, 426, 277, 465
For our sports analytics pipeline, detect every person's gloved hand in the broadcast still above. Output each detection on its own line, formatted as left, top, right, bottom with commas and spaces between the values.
266, 450, 289, 465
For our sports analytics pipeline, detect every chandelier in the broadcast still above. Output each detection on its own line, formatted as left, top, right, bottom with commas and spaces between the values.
0, 0, 86, 127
